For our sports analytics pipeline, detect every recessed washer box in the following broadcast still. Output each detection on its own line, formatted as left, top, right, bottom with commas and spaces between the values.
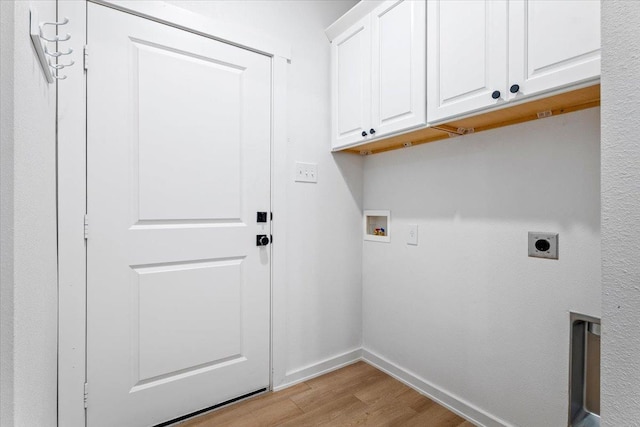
364, 210, 390, 243
528, 232, 558, 259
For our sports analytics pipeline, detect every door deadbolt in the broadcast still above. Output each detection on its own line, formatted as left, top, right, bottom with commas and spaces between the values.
257, 212, 268, 223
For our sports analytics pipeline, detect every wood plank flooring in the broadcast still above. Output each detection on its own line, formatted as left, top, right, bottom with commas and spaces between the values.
178, 361, 474, 426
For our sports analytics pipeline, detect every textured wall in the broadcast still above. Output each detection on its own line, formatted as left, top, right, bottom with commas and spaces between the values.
1, 1, 59, 426
363, 108, 601, 426
601, 1, 640, 425
1, 1, 16, 425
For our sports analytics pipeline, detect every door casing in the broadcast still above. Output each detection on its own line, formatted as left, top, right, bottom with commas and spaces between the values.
56, 2, 291, 425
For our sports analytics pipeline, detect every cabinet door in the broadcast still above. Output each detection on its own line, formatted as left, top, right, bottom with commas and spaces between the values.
509, 0, 600, 100
331, 16, 372, 150
370, 0, 426, 138
427, 0, 508, 123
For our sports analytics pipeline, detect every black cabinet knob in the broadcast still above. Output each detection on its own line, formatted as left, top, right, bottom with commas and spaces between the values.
370, 128, 376, 135
361, 131, 368, 137
510, 84, 520, 94
256, 235, 270, 246
491, 90, 501, 99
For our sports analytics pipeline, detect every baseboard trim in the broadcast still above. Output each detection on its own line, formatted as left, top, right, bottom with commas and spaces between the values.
273, 348, 363, 391
272, 346, 513, 427
361, 348, 512, 427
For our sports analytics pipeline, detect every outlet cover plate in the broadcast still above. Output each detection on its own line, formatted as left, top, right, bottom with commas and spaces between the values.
407, 224, 418, 245
528, 232, 558, 259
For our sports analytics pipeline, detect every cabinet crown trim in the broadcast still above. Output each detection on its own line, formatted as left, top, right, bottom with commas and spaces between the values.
325, 0, 384, 42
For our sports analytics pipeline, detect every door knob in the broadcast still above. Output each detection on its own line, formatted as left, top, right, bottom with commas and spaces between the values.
370, 128, 376, 135
361, 131, 368, 137
256, 235, 270, 246
491, 90, 501, 99
510, 84, 520, 94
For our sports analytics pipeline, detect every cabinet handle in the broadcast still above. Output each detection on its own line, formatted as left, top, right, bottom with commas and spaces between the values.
370, 128, 376, 135
491, 90, 501, 100
361, 131, 368, 137
510, 84, 520, 94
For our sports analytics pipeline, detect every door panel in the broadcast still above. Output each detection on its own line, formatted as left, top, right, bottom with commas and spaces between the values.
135, 259, 243, 382
331, 15, 371, 150
509, 0, 600, 99
371, 0, 426, 137
427, 0, 508, 123
135, 40, 243, 221
87, 4, 271, 426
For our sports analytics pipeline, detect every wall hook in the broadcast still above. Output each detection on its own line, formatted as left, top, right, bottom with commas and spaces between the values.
45, 45, 73, 57
49, 59, 75, 70
40, 17, 71, 42
30, 8, 74, 84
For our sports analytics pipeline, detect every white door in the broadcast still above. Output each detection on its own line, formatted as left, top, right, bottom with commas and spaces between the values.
427, 0, 508, 123
508, 0, 600, 100
371, 0, 426, 138
86, 4, 271, 427
331, 15, 372, 150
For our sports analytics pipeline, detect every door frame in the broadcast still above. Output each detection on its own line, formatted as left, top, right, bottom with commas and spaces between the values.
57, 2, 291, 425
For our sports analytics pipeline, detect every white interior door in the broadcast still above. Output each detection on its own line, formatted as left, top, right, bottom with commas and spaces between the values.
508, 0, 600, 100
331, 15, 372, 150
427, 0, 508, 123
371, 0, 426, 138
86, 4, 271, 426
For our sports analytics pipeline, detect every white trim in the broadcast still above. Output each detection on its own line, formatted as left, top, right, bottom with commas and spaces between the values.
361, 348, 513, 427
273, 348, 363, 392
57, 2, 289, 426
57, 2, 88, 426
257, 345, 515, 426
270, 56, 289, 390
92, 0, 291, 60
324, 0, 384, 42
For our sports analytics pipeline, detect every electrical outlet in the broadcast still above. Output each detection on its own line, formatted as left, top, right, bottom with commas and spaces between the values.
295, 162, 318, 183
528, 232, 558, 259
407, 224, 418, 245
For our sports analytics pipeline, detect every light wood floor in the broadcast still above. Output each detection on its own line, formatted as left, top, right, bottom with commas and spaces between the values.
179, 361, 475, 426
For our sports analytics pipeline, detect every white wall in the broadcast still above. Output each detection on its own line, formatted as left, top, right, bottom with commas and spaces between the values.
601, 1, 640, 425
0, 1, 59, 426
362, 108, 601, 426
1, 1, 16, 425
165, 0, 363, 385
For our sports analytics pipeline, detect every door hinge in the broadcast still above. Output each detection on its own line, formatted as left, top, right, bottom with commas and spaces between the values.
84, 382, 89, 408
84, 214, 89, 240
83, 45, 89, 70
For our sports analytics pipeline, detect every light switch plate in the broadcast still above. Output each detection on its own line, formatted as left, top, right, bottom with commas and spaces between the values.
407, 224, 418, 246
295, 162, 318, 183
528, 232, 558, 259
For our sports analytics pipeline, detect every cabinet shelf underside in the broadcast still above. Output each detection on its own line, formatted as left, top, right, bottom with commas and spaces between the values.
341, 84, 600, 155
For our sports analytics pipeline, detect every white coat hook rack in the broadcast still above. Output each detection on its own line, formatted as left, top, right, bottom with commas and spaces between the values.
30, 8, 75, 83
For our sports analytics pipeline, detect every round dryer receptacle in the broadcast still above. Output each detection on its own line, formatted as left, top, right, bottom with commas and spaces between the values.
535, 239, 551, 252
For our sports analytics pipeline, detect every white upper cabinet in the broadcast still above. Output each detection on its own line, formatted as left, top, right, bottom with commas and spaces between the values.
427, 0, 600, 124
508, 0, 601, 100
427, 0, 508, 124
371, 0, 426, 138
330, 0, 426, 151
331, 16, 372, 149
